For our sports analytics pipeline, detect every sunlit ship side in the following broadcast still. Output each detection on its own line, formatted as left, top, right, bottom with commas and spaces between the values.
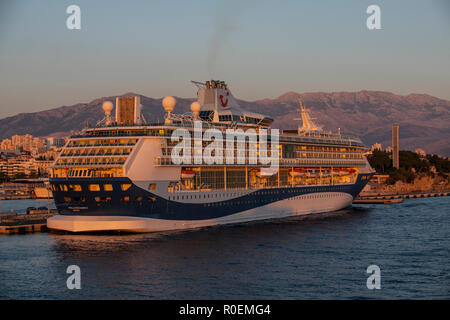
47, 80, 374, 232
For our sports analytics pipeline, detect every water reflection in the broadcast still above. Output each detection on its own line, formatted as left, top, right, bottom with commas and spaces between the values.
3, 198, 449, 299
42, 207, 374, 299
50, 206, 371, 254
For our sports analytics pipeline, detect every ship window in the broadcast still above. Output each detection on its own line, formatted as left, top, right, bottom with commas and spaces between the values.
89, 184, 101, 191
148, 183, 157, 190
61, 185, 68, 192
121, 196, 130, 202
104, 184, 113, 191
121, 184, 132, 191
64, 197, 71, 202
71, 185, 82, 192
135, 196, 143, 202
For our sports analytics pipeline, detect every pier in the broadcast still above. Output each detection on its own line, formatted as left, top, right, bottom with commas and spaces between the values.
354, 191, 449, 204
0, 195, 37, 200
353, 198, 404, 204
0, 211, 56, 234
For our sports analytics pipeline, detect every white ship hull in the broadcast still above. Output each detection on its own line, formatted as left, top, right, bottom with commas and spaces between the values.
47, 191, 352, 233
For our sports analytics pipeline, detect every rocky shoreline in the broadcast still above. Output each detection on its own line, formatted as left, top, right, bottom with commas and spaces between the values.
363, 174, 450, 195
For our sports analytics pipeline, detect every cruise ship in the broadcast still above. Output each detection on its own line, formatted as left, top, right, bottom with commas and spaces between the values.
47, 80, 374, 232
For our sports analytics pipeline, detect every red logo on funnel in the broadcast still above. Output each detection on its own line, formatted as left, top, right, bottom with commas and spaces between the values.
220, 91, 229, 108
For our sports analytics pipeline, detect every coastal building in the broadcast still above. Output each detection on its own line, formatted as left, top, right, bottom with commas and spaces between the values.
35, 146, 61, 162
0, 155, 39, 178
360, 174, 390, 195
392, 124, 399, 169
47, 137, 67, 148
415, 148, 426, 157
370, 174, 390, 184
0, 149, 20, 159
0, 139, 14, 150
371, 143, 382, 151
0, 134, 49, 154
34, 159, 54, 177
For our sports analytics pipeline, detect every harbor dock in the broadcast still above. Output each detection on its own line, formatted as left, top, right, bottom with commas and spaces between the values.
0, 211, 56, 234
0, 223, 49, 234
353, 198, 404, 204
353, 191, 448, 204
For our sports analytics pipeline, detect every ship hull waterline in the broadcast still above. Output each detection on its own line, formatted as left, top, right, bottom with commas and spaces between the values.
47, 191, 354, 233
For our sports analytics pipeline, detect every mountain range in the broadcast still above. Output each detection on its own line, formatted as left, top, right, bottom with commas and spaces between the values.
0, 90, 449, 156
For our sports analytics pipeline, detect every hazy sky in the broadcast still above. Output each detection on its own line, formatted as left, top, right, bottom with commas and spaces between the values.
0, 0, 449, 118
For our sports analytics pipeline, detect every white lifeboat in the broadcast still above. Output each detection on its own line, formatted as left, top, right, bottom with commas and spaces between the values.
332, 168, 348, 176
181, 170, 196, 179
257, 168, 277, 177
289, 168, 306, 177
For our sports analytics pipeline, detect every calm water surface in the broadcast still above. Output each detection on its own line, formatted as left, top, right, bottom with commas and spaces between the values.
0, 197, 449, 299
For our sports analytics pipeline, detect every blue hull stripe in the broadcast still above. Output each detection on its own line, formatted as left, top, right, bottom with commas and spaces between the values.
50, 174, 372, 221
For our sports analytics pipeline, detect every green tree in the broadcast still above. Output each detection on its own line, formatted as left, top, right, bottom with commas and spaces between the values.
367, 150, 391, 173
427, 154, 450, 173
399, 150, 430, 173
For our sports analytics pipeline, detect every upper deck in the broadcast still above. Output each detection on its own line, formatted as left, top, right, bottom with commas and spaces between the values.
69, 122, 365, 148
50, 81, 370, 179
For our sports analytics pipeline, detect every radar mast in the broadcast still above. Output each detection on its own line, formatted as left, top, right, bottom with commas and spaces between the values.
294, 98, 322, 134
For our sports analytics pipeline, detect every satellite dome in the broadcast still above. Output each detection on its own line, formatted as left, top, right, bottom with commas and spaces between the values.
190, 102, 201, 113
102, 101, 114, 114
162, 96, 176, 112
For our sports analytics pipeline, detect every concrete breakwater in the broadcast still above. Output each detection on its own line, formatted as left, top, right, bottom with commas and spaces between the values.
0, 195, 37, 200
353, 198, 404, 204
354, 191, 449, 204
0, 211, 56, 234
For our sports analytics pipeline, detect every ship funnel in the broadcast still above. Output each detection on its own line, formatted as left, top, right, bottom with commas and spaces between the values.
115, 96, 141, 125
